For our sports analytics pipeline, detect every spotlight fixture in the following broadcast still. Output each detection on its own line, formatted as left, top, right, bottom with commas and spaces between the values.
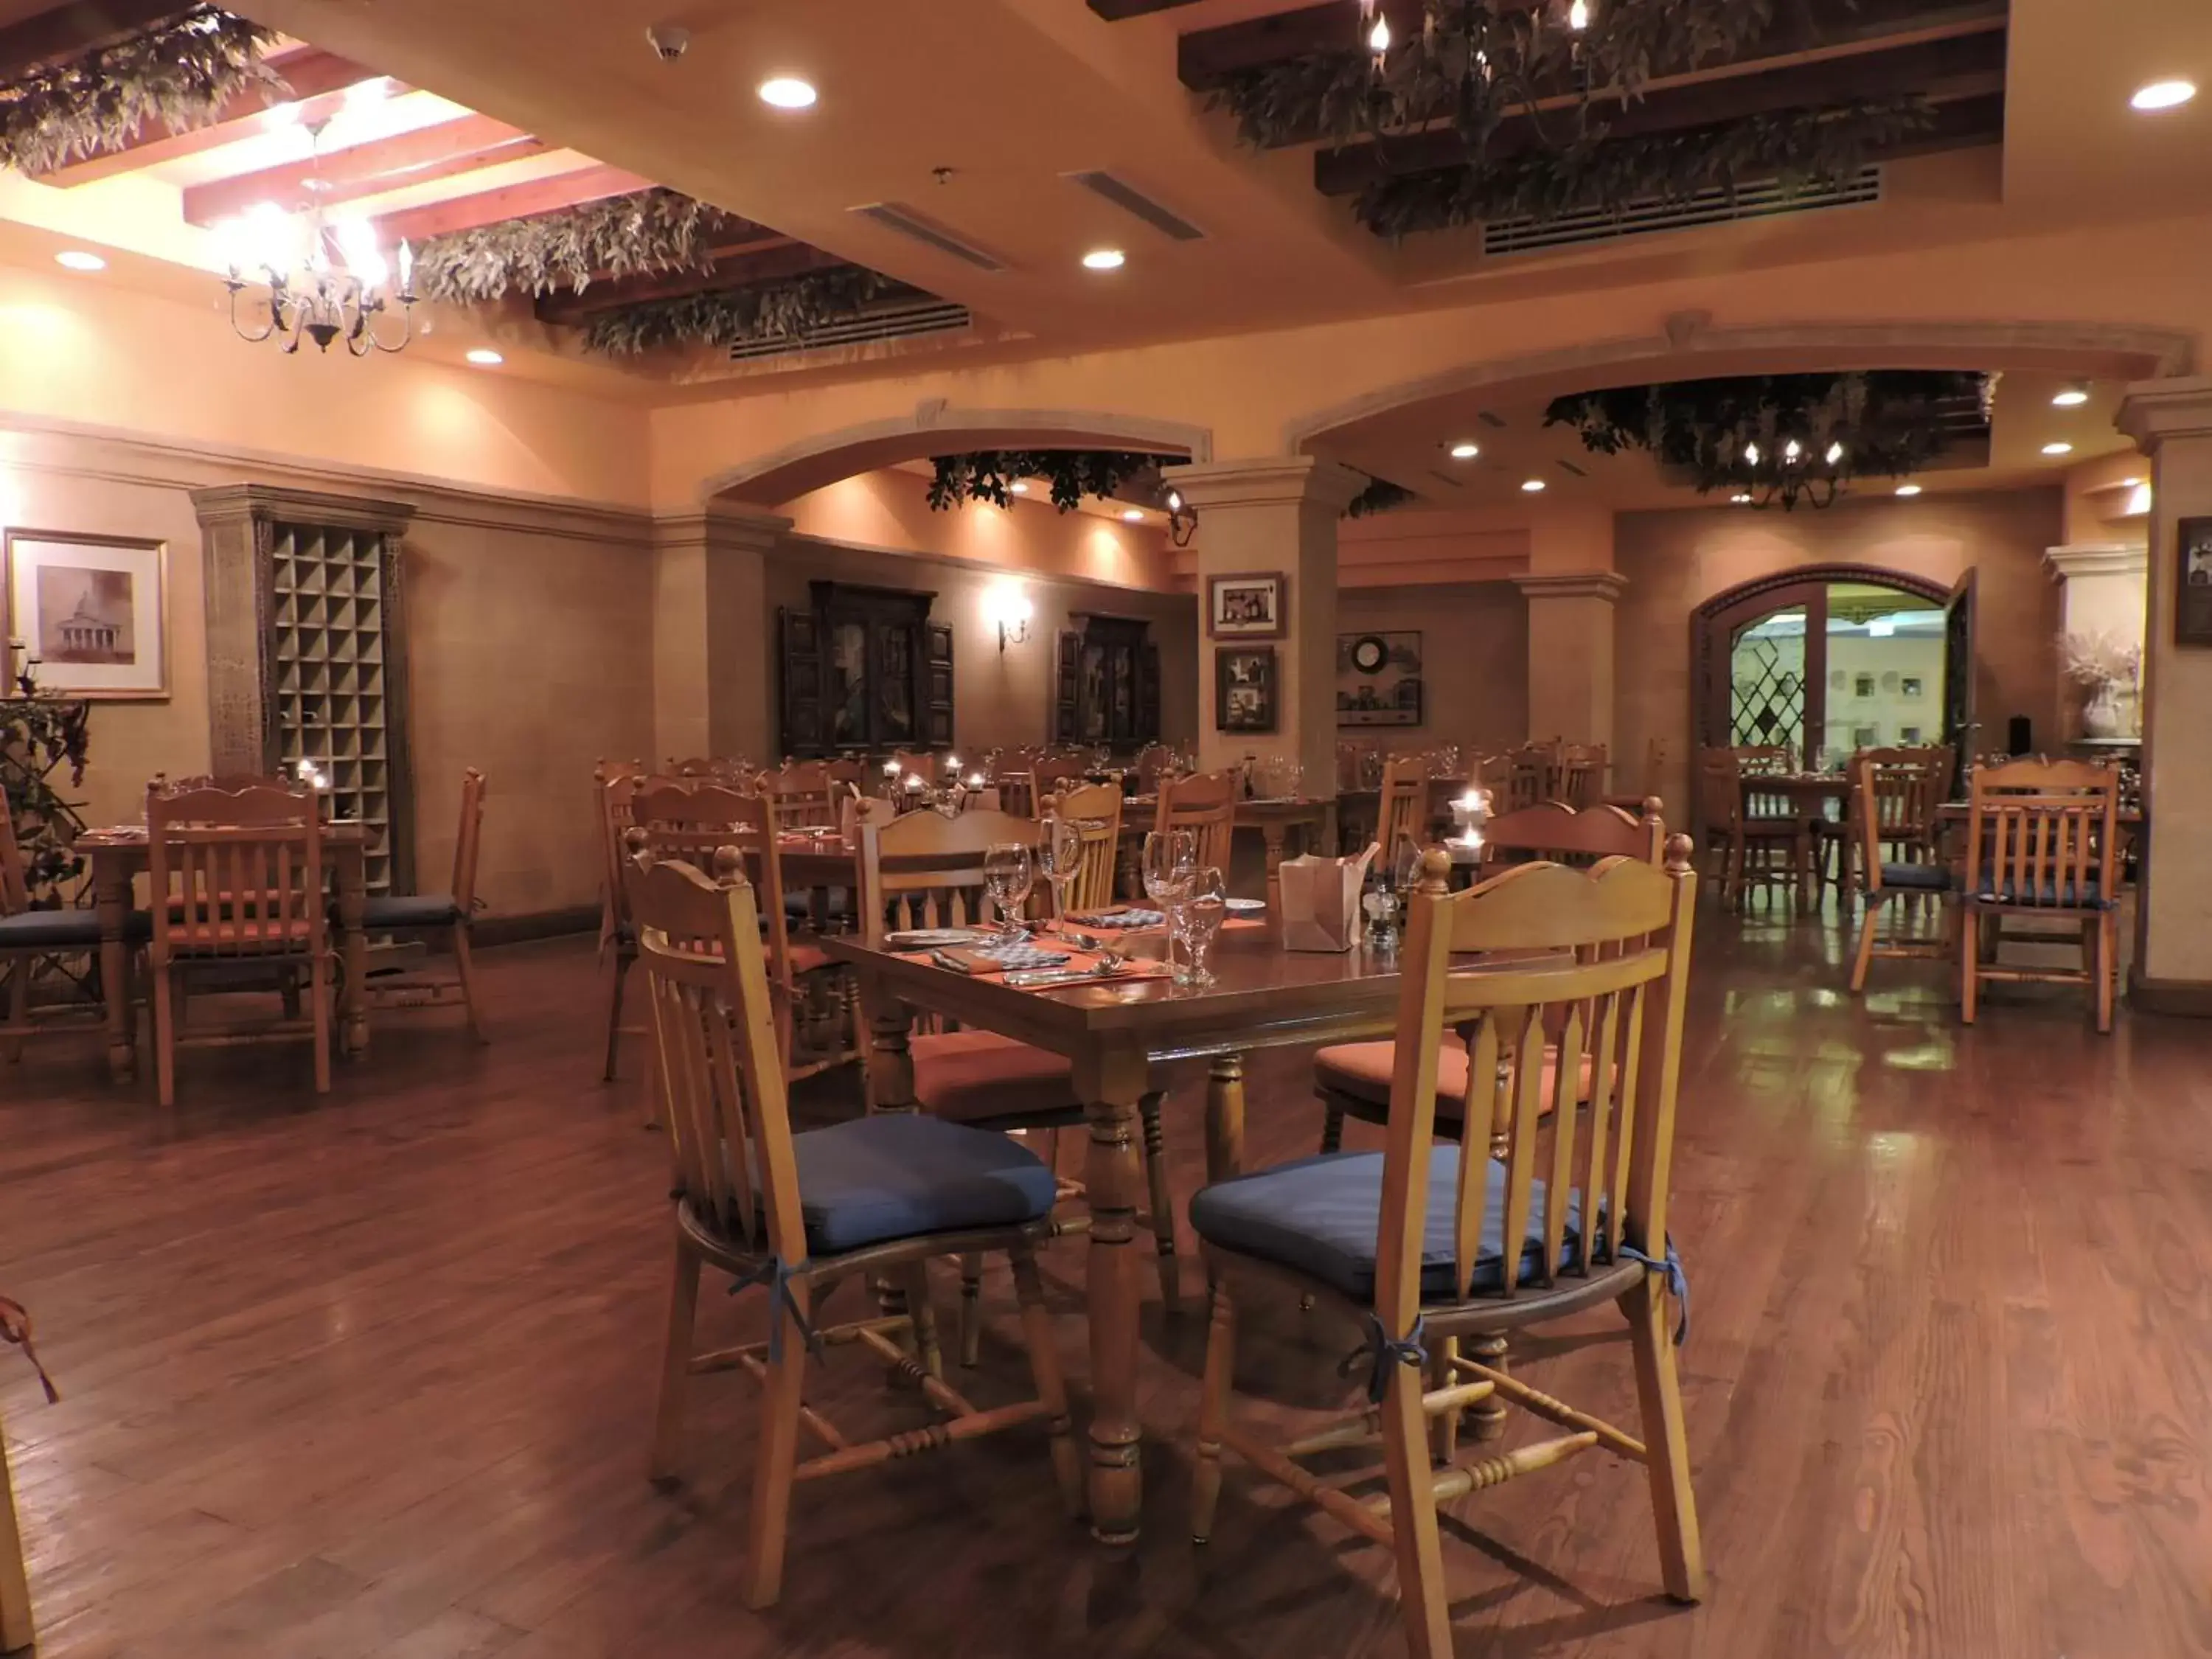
1895, 484, 1923, 497
1520, 478, 1547, 493
758, 77, 818, 109
2132, 79, 2197, 111
54, 250, 105, 272
1449, 442, 1481, 459
1163, 485, 1198, 548
1010, 481, 1029, 494
2041, 442, 2075, 456
1082, 248, 1126, 271
2051, 384, 2090, 407
465, 348, 504, 366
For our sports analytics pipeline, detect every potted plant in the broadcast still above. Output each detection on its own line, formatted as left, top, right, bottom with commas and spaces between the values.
2059, 630, 2143, 740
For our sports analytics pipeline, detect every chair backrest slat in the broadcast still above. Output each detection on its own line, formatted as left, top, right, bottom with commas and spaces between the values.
1157, 769, 1237, 872
1050, 781, 1124, 914
1377, 754, 1429, 856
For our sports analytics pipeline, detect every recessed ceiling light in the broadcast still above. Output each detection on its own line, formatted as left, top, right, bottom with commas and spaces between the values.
1449, 442, 1481, 459
1895, 484, 1922, 497
54, 250, 105, 272
1121, 508, 1144, 521
2042, 442, 2075, 456
758, 77, 818, 109
1082, 248, 1126, 271
2051, 386, 2090, 407
1010, 481, 1029, 495
2132, 79, 2197, 112
1520, 478, 1547, 493
1730, 492, 1753, 505
465, 348, 504, 366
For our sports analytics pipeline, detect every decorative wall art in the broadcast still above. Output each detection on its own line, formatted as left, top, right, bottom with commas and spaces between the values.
1215, 645, 1278, 733
1336, 630, 1423, 728
3, 530, 167, 699
2178, 516, 2212, 646
1207, 571, 1286, 639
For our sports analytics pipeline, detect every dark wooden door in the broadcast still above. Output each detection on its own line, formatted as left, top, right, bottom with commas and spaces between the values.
1942, 568, 1978, 789
1697, 580, 1830, 770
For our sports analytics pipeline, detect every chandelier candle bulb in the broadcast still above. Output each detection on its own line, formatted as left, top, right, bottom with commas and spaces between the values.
1368, 13, 1390, 52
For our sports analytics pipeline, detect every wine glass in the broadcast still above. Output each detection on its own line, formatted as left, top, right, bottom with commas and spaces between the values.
1180, 865, 1228, 989
1039, 814, 1085, 923
983, 841, 1034, 936
1142, 827, 1198, 970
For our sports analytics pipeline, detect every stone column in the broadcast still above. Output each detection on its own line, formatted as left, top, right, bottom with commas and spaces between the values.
1514, 571, 1627, 750
2044, 543, 2148, 740
1166, 456, 1365, 790
651, 505, 787, 765
2115, 378, 2212, 1010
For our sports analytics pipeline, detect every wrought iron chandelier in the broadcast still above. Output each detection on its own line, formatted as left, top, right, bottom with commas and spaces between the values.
220, 120, 416, 356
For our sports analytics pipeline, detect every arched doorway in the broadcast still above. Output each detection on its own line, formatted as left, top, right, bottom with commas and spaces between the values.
1691, 563, 1976, 775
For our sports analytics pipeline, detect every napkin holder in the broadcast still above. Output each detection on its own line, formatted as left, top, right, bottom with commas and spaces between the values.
1279, 843, 1377, 953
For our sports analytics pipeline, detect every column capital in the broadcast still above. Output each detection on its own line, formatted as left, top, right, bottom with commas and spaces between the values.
1164, 455, 1366, 513
653, 504, 793, 555
2045, 542, 2148, 582
2117, 375, 2212, 448
1514, 570, 1628, 603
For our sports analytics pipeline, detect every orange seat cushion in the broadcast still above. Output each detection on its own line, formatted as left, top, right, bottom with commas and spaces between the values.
786, 938, 833, 977
911, 1029, 1084, 1131
1314, 1040, 1595, 1124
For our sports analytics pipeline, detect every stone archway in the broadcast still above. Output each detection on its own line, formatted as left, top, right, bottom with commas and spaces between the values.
703, 404, 1214, 506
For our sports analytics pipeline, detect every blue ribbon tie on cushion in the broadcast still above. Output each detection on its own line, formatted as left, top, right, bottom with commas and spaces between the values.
730, 1255, 823, 1363
1338, 1312, 1427, 1405
1619, 1239, 1690, 1346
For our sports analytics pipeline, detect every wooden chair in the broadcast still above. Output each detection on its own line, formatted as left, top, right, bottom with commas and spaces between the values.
1847, 750, 1955, 993
855, 807, 1188, 1344
1191, 841, 1705, 1657
594, 760, 647, 1081
358, 768, 489, 1040
1960, 757, 2123, 1032
1047, 780, 1124, 915
145, 777, 331, 1110
1377, 754, 1429, 860
1, 790, 135, 1061
759, 762, 852, 832
1696, 747, 1802, 910
1556, 743, 1607, 809
1497, 741, 1559, 811
1313, 799, 1666, 1162
633, 851, 1080, 1608
0, 1293, 55, 1654
663, 756, 752, 782
1156, 768, 1237, 873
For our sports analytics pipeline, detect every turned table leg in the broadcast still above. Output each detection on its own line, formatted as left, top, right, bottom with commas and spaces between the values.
92, 847, 136, 1084
1076, 1045, 1152, 1543
1205, 1053, 1246, 1186
337, 845, 369, 1056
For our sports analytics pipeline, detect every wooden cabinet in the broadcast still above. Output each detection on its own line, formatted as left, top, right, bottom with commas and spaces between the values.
1054, 613, 1161, 748
777, 581, 952, 758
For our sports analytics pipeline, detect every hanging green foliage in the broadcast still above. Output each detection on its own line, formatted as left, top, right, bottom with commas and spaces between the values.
1, 667, 91, 902
582, 267, 913, 357
411, 189, 728, 304
0, 6, 279, 175
1346, 476, 1417, 518
1356, 100, 1934, 238
927, 451, 1178, 514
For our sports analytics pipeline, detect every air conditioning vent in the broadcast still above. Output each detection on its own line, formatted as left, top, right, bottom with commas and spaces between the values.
1064, 171, 1206, 241
1483, 166, 1882, 257
726, 299, 973, 363
849, 202, 1007, 271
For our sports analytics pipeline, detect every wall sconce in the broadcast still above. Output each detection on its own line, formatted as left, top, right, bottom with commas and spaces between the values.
1164, 485, 1198, 549
985, 582, 1034, 652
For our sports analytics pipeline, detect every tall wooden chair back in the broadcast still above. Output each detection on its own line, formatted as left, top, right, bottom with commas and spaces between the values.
1134, 744, 1178, 792
594, 760, 645, 950
858, 807, 1043, 940
1501, 742, 1559, 811
1483, 799, 1665, 871
760, 762, 850, 832
146, 779, 325, 960
664, 756, 751, 782
1048, 781, 1124, 913
1157, 769, 1237, 872
450, 767, 487, 917
1963, 757, 2120, 908
1851, 746, 1947, 879
1377, 753, 1430, 858
1032, 755, 1085, 801
1556, 743, 1607, 809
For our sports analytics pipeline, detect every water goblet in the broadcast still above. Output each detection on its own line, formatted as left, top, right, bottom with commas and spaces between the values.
983, 841, 1034, 937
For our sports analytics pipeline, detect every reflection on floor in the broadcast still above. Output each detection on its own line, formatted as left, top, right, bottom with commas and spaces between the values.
1, 904, 2206, 1658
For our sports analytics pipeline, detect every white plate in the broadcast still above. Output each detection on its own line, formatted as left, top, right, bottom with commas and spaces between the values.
886, 928, 994, 950
1225, 897, 1267, 914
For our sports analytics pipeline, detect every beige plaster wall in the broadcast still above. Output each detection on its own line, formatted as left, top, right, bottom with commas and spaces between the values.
1615, 488, 2066, 818
1337, 583, 1529, 758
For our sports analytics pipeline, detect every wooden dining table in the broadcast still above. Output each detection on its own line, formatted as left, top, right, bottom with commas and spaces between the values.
824, 915, 1521, 1546
74, 821, 372, 1084
1118, 793, 1338, 901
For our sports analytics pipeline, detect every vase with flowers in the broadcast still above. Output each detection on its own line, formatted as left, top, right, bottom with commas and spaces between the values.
2059, 630, 2143, 740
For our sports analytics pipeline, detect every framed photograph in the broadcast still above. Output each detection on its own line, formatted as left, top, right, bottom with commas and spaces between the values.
1214, 645, 1278, 733
1207, 571, 1287, 639
1901, 675, 1924, 698
1336, 630, 1424, 728
1853, 673, 1875, 698
3, 530, 168, 700
2179, 516, 2212, 645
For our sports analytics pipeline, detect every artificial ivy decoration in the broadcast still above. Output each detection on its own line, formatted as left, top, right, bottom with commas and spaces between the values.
0, 5, 278, 175
1357, 100, 1934, 237
412, 189, 729, 304
1545, 370, 1990, 509
583, 267, 914, 356
1, 670, 91, 902
927, 451, 1177, 513
1346, 476, 1417, 518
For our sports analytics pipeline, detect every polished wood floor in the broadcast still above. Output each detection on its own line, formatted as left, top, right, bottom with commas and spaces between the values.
3, 904, 2209, 1659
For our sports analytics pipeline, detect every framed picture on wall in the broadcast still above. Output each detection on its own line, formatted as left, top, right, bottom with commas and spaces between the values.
2178, 516, 2212, 645
1207, 571, 1286, 639
1336, 630, 1424, 727
3, 529, 168, 700
1215, 645, 1278, 733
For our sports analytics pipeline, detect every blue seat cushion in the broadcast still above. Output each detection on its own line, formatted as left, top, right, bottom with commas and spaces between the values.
1972, 875, 2113, 910
361, 892, 466, 929
1190, 1148, 1581, 1304
1879, 861, 1952, 893
790, 1113, 1059, 1256
0, 907, 147, 949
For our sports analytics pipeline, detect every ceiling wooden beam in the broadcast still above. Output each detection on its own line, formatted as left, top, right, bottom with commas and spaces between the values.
1315, 28, 2008, 192
369, 162, 653, 245
29, 47, 394, 185
532, 241, 850, 325
181, 113, 550, 226
0, 0, 189, 80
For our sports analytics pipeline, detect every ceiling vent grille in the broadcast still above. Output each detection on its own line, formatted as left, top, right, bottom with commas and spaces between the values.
727, 300, 973, 363
1064, 171, 1207, 241
848, 202, 1007, 271
1483, 166, 1882, 257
